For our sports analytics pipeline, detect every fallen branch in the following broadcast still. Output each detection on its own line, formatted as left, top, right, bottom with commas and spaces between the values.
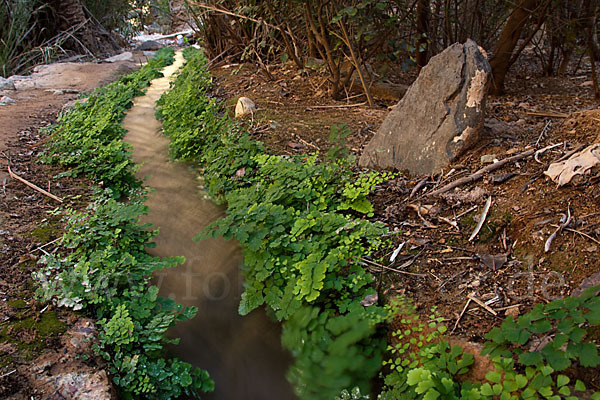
524, 111, 569, 118
451, 298, 472, 333
7, 166, 63, 203
361, 258, 426, 277
307, 102, 366, 109
410, 177, 428, 198
566, 227, 600, 246
469, 196, 492, 242
428, 149, 535, 196
0, 369, 16, 379
534, 120, 552, 146
534, 142, 564, 164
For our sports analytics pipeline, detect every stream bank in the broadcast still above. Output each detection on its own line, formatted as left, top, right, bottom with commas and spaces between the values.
123, 51, 295, 400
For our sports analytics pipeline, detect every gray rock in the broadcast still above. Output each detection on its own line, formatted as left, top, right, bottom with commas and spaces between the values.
104, 51, 134, 63
480, 154, 496, 164
0, 77, 15, 90
135, 40, 162, 51
359, 39, 491, 175
7, 75, 31, 81
0, 96, 16, 105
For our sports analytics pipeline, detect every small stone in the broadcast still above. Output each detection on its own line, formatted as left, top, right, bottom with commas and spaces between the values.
135, 40, 162, 51
505, 306, 520, 318
360, 293, 378, 307
53, 90, 64, 95
235, 97, 256, 118
586, 244, 598, 253
480, 154, 496, 164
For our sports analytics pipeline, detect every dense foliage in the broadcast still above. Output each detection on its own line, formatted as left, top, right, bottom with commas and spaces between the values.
157, 46, 392, 399
35, 48, 214, 400
187, 0, 600, 97
378, 292, 600, 400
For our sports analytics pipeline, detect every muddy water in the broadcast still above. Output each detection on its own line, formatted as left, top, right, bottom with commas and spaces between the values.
123, 52, 296, 400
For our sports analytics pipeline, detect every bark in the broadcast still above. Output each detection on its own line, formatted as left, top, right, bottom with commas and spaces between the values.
584, 0, 600, 100
489, 0, 544, 95
49, 0, 119, 56
416, 0, 430, 69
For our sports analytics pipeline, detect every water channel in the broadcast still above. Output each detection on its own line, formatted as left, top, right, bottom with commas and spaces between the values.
122, 52, 296, 400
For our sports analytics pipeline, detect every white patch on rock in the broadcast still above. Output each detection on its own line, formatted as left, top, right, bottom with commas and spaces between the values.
466, 69, 488, 110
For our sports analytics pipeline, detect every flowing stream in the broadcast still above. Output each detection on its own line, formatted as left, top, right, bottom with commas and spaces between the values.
123, 52, 296, 400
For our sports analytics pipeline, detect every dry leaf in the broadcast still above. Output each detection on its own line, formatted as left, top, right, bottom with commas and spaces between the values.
545, 144, 600, 186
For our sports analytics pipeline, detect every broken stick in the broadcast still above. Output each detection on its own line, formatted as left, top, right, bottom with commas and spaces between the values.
7, 166, 63, 203
428, 149, 535, 196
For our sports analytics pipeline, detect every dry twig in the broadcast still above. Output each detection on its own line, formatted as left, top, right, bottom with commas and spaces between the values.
545, 207, 572, 252
7, 166, 63, 203
428, 149, 535, 196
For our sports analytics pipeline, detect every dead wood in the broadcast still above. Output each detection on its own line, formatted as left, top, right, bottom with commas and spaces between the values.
428, 149, 535, 196
8, 166, 63, 203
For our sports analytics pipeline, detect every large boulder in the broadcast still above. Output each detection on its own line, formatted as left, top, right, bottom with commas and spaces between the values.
359, 39, 491, 175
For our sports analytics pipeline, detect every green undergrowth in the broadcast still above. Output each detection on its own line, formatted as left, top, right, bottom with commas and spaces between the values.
38, 47, 174, 197
34, 48, 214, 400
157, 46, 393, 399
157, 47, 600, 400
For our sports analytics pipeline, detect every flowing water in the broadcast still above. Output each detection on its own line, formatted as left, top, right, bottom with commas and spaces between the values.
123, 52, 296, 400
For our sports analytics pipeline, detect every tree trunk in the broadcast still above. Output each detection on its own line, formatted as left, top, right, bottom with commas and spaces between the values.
49, 0, 119, 57
489, 0, 543, 95
416, 0, 430, 69
584, 0, 600, 100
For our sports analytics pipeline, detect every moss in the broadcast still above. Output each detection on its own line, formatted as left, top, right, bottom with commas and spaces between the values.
0, 311, 67, 360
7, 299, 27, 308
0, 354, 12, 369
28, 224, 58, 243
16, 311, 66, 337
